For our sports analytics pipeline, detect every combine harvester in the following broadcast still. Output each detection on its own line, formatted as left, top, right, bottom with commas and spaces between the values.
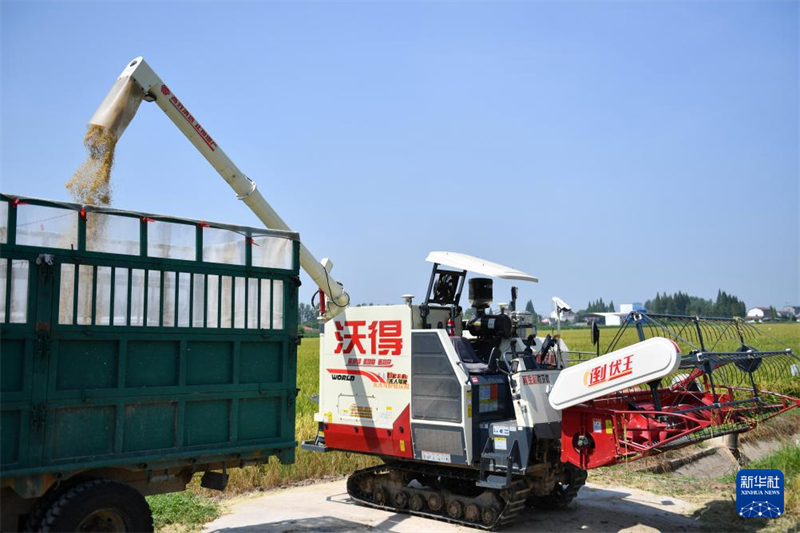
304, 279, 800, 528
12, 57, 800, 531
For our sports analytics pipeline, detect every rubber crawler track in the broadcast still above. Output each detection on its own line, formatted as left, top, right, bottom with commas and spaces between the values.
347, 463, 531, 530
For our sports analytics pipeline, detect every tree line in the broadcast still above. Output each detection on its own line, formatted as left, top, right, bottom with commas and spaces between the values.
298, 302, 318, 324
582, 298, 615, 314
644, 290, 745, 317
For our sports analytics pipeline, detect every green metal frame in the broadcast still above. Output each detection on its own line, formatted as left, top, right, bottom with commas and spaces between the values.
0, 194, 300, 498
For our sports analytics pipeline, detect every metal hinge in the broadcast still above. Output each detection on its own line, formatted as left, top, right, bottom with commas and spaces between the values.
35, 332, 51, 360
32, 404, 47, 429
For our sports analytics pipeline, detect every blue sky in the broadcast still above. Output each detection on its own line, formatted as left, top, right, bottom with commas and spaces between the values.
1, 1, 798, 316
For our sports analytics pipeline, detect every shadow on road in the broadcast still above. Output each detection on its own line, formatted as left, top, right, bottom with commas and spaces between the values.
210, 516, 374, 533
207, 485, 708, 532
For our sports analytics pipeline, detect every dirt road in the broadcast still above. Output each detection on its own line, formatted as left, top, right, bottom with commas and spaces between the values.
203, 479, 700, 533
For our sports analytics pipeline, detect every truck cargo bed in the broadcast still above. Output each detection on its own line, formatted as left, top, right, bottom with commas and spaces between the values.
0, 194, 300, 500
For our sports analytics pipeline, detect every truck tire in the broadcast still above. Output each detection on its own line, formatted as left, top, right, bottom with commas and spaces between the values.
34, 479, 153, 533
24, 478, 88, 532
24, 490, 58, 532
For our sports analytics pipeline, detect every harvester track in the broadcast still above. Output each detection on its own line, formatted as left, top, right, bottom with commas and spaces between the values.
527, 463, 587, 510
346, 463, 530, 530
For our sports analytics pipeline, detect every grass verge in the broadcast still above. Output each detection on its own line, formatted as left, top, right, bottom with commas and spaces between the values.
147, 491, 221, 533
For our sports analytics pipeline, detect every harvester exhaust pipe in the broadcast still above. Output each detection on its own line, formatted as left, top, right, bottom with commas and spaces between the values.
87, 57, 350, 319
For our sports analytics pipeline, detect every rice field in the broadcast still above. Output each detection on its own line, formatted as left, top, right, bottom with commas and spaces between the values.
555, 320, 800, 356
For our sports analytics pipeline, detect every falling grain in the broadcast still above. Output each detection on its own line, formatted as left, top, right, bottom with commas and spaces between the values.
66, 125, 118, 206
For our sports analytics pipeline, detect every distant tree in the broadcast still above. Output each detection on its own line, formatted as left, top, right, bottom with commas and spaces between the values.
577, 298, 614, 320
608, 300, 615, 312
297, 302, 318, 324
712, 290, 746, 317
650, 292, 663, 313
525, 299, 536, 321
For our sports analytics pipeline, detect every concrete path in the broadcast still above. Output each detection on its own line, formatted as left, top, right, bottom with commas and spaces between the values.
204, 479, 701, 533
673, 431, 800, 480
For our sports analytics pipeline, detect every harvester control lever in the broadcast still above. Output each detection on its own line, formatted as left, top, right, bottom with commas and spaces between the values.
538, 334, 554, 361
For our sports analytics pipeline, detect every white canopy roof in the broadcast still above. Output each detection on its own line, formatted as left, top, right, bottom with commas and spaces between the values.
425, 251, 538, 283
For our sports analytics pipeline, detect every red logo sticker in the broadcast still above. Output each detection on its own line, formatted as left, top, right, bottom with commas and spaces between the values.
584, 354, 634, 387
334, 320, 403, 356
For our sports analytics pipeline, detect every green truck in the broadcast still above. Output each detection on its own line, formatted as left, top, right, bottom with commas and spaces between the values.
0, 194, 300, 531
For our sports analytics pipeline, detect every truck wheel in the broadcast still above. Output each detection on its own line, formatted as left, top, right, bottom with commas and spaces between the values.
24, 478, 86, 532
24, 488, 61, 532
36, 479, 153, 532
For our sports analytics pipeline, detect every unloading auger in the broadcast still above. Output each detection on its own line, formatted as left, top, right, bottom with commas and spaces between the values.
87, 57, 350, 320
